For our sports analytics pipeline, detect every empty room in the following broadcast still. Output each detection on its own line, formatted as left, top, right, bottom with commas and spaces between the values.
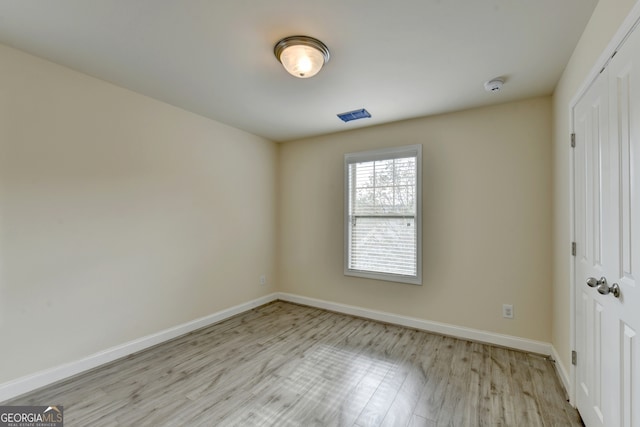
1, 1, 639, 426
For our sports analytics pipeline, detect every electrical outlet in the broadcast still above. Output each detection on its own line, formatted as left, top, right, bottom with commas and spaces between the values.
260, 275, 266, 286
503, 304, 514, 319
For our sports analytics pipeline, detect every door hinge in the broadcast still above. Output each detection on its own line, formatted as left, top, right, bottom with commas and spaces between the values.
572, 350, 577, 366
571, 133, 576, 148
571, 242, 576, 256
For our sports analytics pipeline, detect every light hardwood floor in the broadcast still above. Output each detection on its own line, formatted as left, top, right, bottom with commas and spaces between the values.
4, 301, 582, 426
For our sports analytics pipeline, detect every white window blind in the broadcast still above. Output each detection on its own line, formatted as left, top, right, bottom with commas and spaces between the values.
344, 145, 422, 285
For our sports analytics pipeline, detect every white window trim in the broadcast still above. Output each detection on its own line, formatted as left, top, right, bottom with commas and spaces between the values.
344, 144, 422, 285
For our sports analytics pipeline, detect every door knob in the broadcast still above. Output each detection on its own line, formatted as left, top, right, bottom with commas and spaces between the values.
597, 282, 621, 298
586, 277, 606, 288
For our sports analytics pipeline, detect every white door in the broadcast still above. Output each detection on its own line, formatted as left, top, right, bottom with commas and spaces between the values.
574, 21, 640, 427
574, 63, 614, 427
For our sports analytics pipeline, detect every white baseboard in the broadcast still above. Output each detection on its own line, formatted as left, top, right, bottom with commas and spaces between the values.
0, 293, 279, 403
1, 291, 555, 403
550, 345, 572, 403
276, 292, 552, 355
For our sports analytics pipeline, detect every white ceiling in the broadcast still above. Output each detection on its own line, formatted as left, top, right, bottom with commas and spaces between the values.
0, 0, 598, 142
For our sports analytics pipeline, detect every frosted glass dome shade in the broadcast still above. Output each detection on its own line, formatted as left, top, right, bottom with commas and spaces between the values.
274, 36, 330, 79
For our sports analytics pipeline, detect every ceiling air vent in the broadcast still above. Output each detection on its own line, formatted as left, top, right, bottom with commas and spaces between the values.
337, 108, 371, 123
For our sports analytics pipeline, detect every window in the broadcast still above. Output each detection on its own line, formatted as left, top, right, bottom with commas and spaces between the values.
344, 145, 422, 285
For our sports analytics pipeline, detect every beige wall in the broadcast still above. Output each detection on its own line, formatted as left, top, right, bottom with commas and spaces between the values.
551, 0, 637, 372
0, 44, 278, 384
278, 97, 553, 342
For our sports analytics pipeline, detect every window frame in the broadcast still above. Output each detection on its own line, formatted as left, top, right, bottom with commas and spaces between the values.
343, 144, 422, 285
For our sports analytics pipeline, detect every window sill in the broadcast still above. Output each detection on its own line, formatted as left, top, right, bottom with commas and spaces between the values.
344, 269, 422, 285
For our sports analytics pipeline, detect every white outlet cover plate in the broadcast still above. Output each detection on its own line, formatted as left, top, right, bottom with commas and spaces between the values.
502, 304, 513, 319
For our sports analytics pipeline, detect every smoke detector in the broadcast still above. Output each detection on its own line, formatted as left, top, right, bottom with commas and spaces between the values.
484, 79, 504, 92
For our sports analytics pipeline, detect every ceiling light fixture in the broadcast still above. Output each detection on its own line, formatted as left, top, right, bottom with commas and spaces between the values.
274, 35, 330, 78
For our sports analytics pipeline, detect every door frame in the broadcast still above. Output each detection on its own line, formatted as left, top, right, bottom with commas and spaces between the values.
568, 1, 640, 406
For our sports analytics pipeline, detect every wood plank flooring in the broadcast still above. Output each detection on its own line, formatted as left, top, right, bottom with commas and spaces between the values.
3, 301, 583, 426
